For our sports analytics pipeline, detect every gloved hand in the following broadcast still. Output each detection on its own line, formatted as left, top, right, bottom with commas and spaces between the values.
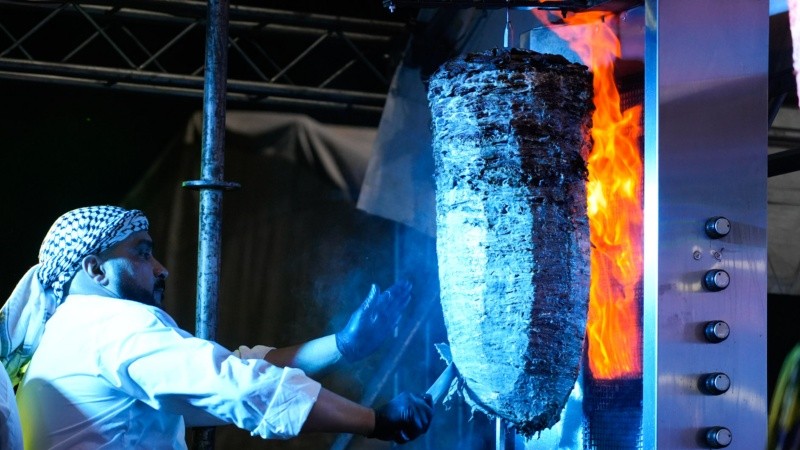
369, 392, 434, 444
335, 280, 412, 362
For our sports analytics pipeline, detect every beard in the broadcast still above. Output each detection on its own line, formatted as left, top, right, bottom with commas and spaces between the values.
117, 275, 166, 308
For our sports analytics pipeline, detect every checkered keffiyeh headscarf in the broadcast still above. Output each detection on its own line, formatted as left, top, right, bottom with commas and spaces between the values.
38, 205, 149, 303
0, 206, 149, 385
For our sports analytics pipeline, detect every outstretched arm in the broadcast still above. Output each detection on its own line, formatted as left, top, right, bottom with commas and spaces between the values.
301, 388, 434, 444
265, 280, 413, 376
300, 388, 374, 435
263, 335, 340, 378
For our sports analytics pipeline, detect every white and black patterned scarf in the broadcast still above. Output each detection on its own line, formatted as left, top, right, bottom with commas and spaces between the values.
0, 206, 149, 385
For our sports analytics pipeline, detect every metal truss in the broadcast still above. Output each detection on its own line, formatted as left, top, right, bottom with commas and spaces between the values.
0, 0, 412, 120
383, 0, 639, 13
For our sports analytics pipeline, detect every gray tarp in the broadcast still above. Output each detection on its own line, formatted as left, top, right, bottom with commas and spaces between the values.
357, 8, 542, 237
768, 108, 800, 295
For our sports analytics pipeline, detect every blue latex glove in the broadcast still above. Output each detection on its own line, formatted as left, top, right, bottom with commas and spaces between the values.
370, 392, 434, 444
335, 280, 412, 362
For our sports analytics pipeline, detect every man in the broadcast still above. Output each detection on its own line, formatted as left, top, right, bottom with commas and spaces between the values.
2, 205, 432, 448
0, 367, 22, 449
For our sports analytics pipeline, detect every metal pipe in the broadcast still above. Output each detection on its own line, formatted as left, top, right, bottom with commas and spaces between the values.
0, 2, 66, 58
269, 31, 330, 83
136, 21, 201, 71
0, 71, 386, 119
71, 4, 138, 68
382, 0, 636, 10
0, 59, 387, 106
0, 0, 408, 36
769, 92, 789, 127
495, 418, 516, 450
187, 0, 233, 448
769, 148, 800, 177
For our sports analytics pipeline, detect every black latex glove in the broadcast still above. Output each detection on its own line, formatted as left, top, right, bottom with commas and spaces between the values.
335, 280, 412, 362
370, 392, 434, 444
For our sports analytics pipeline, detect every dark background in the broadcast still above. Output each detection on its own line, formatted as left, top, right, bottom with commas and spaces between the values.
0, 80, 198, 290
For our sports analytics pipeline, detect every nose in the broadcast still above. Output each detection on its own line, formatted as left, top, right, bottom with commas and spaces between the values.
154, 258, 169, 279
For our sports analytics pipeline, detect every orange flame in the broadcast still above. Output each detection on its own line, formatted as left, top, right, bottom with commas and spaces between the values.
533, 10, 643, 379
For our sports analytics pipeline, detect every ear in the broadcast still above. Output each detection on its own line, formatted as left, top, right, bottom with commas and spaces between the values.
81, 255, 108, 285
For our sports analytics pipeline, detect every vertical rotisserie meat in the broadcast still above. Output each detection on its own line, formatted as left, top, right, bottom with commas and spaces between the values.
427, 48, 594, 436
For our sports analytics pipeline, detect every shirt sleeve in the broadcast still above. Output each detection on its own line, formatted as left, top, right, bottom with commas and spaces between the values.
0, 369, 23, 450
234, 344, 274, 360
105, 309, 321, 440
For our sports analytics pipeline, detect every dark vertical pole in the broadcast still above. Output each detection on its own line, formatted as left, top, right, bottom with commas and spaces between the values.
182, 0, 237, 448
196, 0, 228, 342
494, 418, 516, 450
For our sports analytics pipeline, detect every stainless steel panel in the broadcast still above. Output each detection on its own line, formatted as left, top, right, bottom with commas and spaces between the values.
643, 1, 769, 448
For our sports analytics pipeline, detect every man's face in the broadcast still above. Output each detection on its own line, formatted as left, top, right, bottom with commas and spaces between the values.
100, 231, 169, 307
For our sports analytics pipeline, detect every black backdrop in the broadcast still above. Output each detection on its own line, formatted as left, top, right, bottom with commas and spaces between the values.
0, 80, 198, 292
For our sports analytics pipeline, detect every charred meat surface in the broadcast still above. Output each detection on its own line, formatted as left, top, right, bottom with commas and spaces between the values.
428, 48, 593, 436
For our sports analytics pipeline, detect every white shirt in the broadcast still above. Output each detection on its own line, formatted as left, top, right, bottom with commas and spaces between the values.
0, 366, 23, 450
16, 294, 321, 449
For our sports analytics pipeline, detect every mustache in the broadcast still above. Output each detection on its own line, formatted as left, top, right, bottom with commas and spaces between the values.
154, 277, 166, 291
